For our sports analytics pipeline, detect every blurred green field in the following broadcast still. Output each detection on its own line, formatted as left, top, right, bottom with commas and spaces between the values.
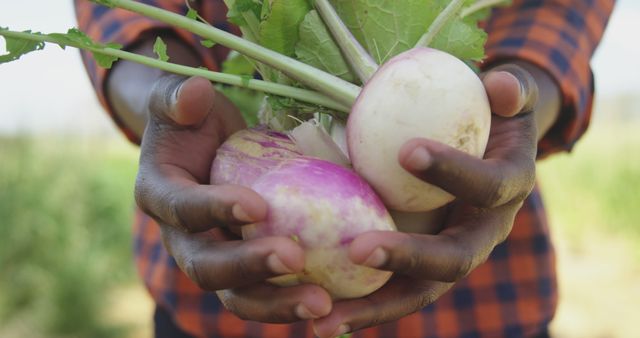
0, 120, 638, 337
0, 136, 140, 338
538, 121, 640, 248
537, 120, 640, 338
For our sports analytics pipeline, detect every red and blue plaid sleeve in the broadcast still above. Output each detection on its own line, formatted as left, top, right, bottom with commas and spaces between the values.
74, 0, 226, 144
482, 0, 615, 157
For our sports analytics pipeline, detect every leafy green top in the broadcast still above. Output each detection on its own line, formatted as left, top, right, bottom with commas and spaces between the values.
1, 0, 512, 129
229, 0, 509, 83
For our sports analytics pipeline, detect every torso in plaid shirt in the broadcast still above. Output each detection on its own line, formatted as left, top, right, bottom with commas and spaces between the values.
74, 1, 614, 337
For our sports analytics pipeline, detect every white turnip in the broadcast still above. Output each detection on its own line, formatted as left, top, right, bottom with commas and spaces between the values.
348, 48, 491, 212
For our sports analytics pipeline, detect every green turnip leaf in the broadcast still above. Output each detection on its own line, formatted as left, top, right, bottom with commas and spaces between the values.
200, 39, 216, 48
153, 37, 169, 62
0, 28, 45, 63
186, 8, 199, 20
227, 0, 262, 26
49, 28, 122, 68
259, 0, 311, 56
1, 28, 122, 68
331, 0, 486, 63
295, 11, 356, 83
430, 17, 486, 61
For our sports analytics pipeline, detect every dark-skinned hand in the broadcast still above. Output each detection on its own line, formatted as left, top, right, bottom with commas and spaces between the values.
312, 64, 543, 338
134, 75, 333, 323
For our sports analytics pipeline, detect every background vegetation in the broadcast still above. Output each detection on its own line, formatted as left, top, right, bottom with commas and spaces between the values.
0, 136, 139, 338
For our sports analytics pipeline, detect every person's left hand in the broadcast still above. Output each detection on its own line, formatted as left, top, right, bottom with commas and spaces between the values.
312, 64, 540, 338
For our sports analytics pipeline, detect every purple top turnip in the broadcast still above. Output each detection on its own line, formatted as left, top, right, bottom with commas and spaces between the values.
245, 157, 396, 300
212, 128, 396, 299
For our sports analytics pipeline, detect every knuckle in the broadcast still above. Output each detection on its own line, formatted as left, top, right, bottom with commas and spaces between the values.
447, 239, 475, 282
480, 179, 509, 208
519, 161, 537, 200
182, 254, 211, 291
416, 288, 440, 308
479, 158, 536, 208
495, 225, 514, 245
452, 253, 474, 281
166, 191, 191, 233
406, 243, 427, 275
391, 235, 424, 275
216, 290, 245, 318
230, 253, 256, 280
133, 174, 150, 213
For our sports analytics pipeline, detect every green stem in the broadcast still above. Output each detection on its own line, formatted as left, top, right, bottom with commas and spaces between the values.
415, 0, 466, 48
105, 0, 360, 107
0, 29, 349, 114
460, 0, 508, 18
314, 0, 378, 82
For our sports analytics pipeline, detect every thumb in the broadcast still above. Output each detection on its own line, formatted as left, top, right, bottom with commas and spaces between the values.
148, 74, 215, 127
482, 63, 538, 117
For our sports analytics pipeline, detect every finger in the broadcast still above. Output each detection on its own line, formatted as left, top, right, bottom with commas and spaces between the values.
398, 135, 535, 208
137, 74, 256, 231
163, 225, 306, 289
349, 204, 518, 281
218, 283, 333, 323
135, 173, 268, 231
482, 64, 538, 117
148, 75, 215, 127
312, 277, 451, 338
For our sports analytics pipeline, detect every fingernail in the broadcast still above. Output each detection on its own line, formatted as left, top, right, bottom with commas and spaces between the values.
332, 324, 351, 337
518, 76, 536, 114
166, 80, 185, 121
232, 204, 254, 223
172, 80, 184, 105
295, 303, 318, 320
406, 147, 432, 171
516, 75, 528, 110
267, 253, 294, 274
362, 247, 388, 268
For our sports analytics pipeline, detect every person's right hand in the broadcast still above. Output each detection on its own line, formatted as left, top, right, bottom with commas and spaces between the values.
135, 74, 333, 322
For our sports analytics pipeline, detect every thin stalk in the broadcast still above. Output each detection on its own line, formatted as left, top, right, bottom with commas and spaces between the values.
105, 0, 361, 107
415, 0, 466, 48
460, 0, 508, 18
0, 30, 349, 114
314, 0, 378, 82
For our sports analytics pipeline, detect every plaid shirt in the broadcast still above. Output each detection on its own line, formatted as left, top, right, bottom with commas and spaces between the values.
75, 1, 614, 337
